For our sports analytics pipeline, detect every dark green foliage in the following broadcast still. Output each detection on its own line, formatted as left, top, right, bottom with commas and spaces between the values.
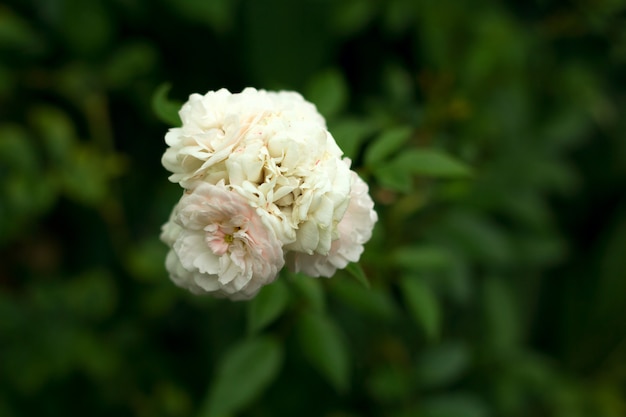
2, 0, 626, 416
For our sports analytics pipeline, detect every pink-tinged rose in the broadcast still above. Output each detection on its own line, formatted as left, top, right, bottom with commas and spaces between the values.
287, 165, 378, 277
160, 182, 284, 300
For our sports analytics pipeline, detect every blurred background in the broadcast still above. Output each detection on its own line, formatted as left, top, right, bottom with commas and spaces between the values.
2, 0, 626, 416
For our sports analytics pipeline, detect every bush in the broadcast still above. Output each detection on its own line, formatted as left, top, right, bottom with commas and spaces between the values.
2, 1, 626, 416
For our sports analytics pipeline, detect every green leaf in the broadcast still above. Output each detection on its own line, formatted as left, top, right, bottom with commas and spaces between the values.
126, 238, 169, 282
30, 269, 117, 320
382, 62, 415, 104
330, 279, 397, 321
366, 364, 411, 404
161, 0, 238, 33
306, 68, 348, 119
392, 245, 452, 271
374, 148, 471, 192
399, 148, 471, 177
364, 126, 413, 166
297, 310, 350, 392
29, 106, 76, 163
345, 262, 370, 289
104, 42, 158, 88
331, 0, 377, 37
57, 0, 113, 56
400, 275, 441, 342
482, 276, 520, 351
200, 336, 283, 417
439, 210, 513, 264
0, 125, 38, 171
418, 393, 489, 417
407, 149, 471, 177
0, 65, 16, 98
61, 145, 123, 205
373, 160, 413, 193
329, 117, 376, 160
247, 279, 290, 334
152, 83, 182, 126
0, 394, 14, 417
0, 8, 43, 53
415, 343, 470, 388
287, 272, 325, 312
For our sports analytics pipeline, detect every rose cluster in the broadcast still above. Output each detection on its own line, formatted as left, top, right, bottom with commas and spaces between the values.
160, 88, 377, 300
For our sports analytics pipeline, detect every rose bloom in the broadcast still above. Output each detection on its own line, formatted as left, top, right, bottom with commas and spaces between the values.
161, 88, 329, 188
160, 181, 284, 300
286, 163, 378, 277
282, 155, 352, 255
160, 88, 378, 299
162, 87, 352, 255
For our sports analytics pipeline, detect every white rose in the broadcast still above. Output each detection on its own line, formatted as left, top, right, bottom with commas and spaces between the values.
160, 87, 379, 297
285, 155, 352, 255
287, 162, 378, 277
161, 181, 284, 300
161, 88, 328, 188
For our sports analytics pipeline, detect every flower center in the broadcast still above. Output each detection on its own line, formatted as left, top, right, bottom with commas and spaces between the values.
205, 225, 239, 256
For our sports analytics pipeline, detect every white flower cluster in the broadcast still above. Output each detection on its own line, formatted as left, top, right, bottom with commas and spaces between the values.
160, 88, 377, 300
